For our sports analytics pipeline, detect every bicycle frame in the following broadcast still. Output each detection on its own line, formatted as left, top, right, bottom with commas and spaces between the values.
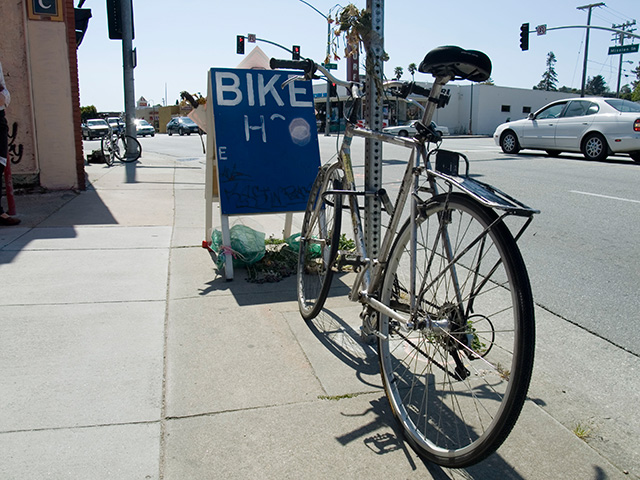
316, 71, 537, 339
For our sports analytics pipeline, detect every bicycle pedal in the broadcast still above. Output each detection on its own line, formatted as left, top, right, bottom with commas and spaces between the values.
337, 253, 365, 270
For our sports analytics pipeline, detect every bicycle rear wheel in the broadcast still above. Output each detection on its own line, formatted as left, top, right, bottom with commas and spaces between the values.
378, 193, 535, 468
115, 135, 142, 162
297, 163, 343, 320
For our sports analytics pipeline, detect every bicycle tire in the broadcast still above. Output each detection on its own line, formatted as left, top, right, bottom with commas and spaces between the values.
378, 193, 535, 468
101, 134, 116, 166
116, 135, 142, 162
297, 163, 343, 320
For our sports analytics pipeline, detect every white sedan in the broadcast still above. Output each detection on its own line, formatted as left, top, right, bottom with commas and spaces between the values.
493, 97, 640, 163
383, 120, 449, 137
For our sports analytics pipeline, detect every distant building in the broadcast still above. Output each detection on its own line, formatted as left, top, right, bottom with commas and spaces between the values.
313, 83, 579, 135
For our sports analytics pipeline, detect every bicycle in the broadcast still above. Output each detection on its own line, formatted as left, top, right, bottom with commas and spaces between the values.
270, 45, 539, 468
101, 125, 141, 166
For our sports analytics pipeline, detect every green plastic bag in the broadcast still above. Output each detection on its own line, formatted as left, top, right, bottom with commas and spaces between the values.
211, 225, 265, 268
285, 233, 321, 258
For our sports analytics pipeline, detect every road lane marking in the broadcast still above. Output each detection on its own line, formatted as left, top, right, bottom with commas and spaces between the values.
570, 190, 640, 204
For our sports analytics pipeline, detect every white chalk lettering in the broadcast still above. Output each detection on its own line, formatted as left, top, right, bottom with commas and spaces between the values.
215, 72, 242, 106
244, 115, 266, 142
246, 73, 255, 107
288, 76, 312, 107
258, 74, 284, 107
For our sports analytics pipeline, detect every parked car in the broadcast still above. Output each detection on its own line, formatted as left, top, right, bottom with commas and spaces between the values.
134, 119, 155, 137
166, 117, 200, 136
106, 117, 123, 134
494, 97, 640, 163
382, 120, 449, 137
81, 119, 109, 140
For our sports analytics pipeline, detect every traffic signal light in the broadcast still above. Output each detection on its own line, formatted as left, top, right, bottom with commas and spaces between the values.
520, 23, 529, 51
236, 35, 245, 54
106, 0, 134, 40
329, 82, 337, 97
292, 45, 301, 60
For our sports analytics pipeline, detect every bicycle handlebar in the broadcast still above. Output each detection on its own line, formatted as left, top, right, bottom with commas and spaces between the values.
269, 58, 316, 75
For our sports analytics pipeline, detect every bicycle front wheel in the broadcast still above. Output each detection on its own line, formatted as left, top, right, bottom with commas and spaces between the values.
378, 193, 535, 468
101, 134, 116, 166
115, 135, 142, 162
297, 163, 343, 320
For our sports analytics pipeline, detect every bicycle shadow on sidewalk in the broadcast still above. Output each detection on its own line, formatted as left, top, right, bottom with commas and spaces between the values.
334, 392, 529, 480
307, 307, 380, 387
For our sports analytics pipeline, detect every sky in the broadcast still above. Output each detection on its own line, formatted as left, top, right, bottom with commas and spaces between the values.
76, 0, 640, 112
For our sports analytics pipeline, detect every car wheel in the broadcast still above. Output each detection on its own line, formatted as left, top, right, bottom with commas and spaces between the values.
151, 133, 155, 137
630, 152, 640, 164
500, 130, 521, 154
179, 128, 185, 136
581, 133, 608, 161
398, 130, 408, 137
546, 150, 561, 157
168, 130, 172, 136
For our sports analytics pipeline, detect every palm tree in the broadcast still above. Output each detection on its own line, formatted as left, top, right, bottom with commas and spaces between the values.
408, 63, 417, 81
394, 66, 403, 81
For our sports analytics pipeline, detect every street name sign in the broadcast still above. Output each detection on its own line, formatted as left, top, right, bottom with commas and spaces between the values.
608, 44, 639, 55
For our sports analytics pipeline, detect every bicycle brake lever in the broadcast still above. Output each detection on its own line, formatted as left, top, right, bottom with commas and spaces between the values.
281, 75, 305, 89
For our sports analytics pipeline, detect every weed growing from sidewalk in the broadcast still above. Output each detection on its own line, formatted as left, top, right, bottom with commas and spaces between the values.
245, 237, 298, 284
573, 422, 593, 441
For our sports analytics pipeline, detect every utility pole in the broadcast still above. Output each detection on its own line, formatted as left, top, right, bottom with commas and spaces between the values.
577, 2, 605, 97
120, 0, 136, 160
611, 20, 637, 97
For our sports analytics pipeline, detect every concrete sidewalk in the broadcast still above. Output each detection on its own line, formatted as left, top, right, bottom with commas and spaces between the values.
0, 150, 636, 479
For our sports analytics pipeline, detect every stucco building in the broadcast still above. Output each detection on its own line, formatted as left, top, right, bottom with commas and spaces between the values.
1, 0, 85, 190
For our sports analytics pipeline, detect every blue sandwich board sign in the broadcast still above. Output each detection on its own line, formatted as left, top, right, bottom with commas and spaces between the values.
209, 67, 321, 215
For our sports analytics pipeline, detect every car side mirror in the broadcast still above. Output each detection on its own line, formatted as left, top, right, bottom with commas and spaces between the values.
527, 113, 535, 120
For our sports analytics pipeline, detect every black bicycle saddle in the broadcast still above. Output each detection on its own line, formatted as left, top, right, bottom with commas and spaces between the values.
418, 46, 491, 82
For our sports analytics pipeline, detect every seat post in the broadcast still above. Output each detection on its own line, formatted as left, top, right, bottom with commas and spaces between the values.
421, 76, 449, 127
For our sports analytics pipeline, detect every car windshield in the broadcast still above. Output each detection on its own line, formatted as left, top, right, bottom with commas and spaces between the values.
180, 117, 196, 125
136, 120, 151, 126
605, 99, 640, 113
87, 119, 107, 126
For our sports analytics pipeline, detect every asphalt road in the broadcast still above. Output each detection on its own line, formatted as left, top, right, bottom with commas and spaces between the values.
102, 133, 640, 356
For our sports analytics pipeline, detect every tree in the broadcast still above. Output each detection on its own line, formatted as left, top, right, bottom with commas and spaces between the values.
632, 83, 640, 102
394, 66, 403, 81
619, 84, 632, 100
585, 75, 609, 96
534, 51, 558, 91
631, 64, 640, 90
408, 63, 417, 81
80, 105, 98, 122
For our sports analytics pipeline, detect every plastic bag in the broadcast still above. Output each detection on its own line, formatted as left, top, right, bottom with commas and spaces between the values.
285, 233, 321, 258
211, 225, 265, 268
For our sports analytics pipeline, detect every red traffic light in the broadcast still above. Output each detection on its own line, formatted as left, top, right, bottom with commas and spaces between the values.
292, 45, 301, 60
237, 35, 245, 54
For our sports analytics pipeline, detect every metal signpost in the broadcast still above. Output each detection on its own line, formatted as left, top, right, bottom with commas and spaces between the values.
364, 0, 384, 259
